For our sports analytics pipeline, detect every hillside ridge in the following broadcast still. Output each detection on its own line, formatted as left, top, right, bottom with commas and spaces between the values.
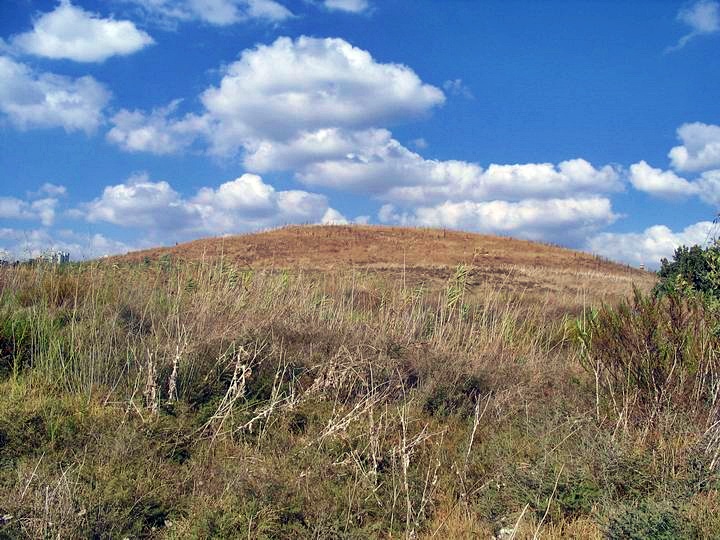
114, 225, 645, 276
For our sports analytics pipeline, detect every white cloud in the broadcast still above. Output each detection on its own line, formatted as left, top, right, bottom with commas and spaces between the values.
83, 173, 342, 237
11, 0, 154, 62
695, 169, 720, 206
97, 34, 625, 250
628, 160, 698, 198
34, 183, 68, 198
668, 122, 720, 172
107, 36, 445, 158
321, 207, 349, 224
323, 0, 370, 13
410, 137, 428, 149
107, 100, 208, 154
245, 0, 294, 21
281, 128, 620, 203
0, 56, 109, 132
125, 0, 293, 26
243, 128, 394, 174
443, 79, 474, 99
0, 198, 33, 221
379, 197, 618, 244
31, 198, 60, 227
587, 221, 715, 268
669, 0, 720, 51
84, 173, 198, 230
0, 195, 60, 226
628, 160, 720, 208
198, 36, 445, 154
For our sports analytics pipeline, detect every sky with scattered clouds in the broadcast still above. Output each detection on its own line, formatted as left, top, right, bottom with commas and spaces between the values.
0, 0, 719, 267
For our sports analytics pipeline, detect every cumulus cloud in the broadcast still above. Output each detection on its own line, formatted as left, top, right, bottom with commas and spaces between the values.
107, 100, 208, 154
34, 183, 68, 198
84, 173, 198, 230
668, 122, 720, 172
323, 0, 370, 13
99, 34, 623, 248
669, 0, 720, 51
11, 0, 154, 62
694, 169, 720, 206
125, 0, 293, 26
587, 221, 715, 268
282, 128, 621, 203
83, 172, 344, 238
628, 160, 698, 198
199, 36, 445, 153
0, 195, 60, 226
0, 56, 109, 132
627, 159, 720, 207
108, 37, 445, 156
410, 138, 428, 149
379, 197, 618, 244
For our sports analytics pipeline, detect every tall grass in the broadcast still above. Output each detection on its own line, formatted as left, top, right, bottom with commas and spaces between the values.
574, 288, 720, 426
1, 259, 717, 538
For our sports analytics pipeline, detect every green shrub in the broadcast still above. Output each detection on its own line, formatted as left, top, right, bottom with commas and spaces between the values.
606, 500, 697, 539
574, 289, 720, 414
423, 374, 488, 417
655, 242, 720, 301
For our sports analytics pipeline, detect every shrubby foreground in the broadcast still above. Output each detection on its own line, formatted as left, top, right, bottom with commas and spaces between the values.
0, 254, 717, 539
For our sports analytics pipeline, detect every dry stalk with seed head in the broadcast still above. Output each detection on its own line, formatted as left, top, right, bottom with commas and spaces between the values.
465, 392, 491, 469
167, 326, 189, 403
314, 386, 390, 446
704, 420, 720, 471
143, 349, 159, 415
239, 359, 292, 436
395, 400, 442, 539
201, 345, 257, 440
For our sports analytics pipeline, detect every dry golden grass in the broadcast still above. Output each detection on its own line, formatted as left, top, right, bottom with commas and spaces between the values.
114, 224, 656, 308
6, 229, 708, 540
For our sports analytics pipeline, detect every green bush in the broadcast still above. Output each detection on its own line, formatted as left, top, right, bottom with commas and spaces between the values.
655, 242, 720, 301
423, 374, 488, 418
606, 500, 697, 540
574, 289, 720, 414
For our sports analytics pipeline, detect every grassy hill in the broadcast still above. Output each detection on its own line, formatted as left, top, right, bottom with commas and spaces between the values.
117, 225, 635, 273
3, 227, 718, 538
116, 225, 653, 309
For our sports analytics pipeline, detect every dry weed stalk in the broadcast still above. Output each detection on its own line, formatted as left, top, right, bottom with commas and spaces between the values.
143, 349, 159, 415
238, 359, 295, 437
201, 344, 257, 441
395, 399, 443, 539
465, 392, 491, 469
167, 324, 189, 403
13, 460, 87, 538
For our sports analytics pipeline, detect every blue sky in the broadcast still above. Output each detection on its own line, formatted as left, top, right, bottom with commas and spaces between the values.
1, 0, 719, 267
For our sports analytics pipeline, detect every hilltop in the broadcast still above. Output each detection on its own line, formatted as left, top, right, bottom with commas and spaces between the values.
114, 225, 654, 306
116, 225, 637, 272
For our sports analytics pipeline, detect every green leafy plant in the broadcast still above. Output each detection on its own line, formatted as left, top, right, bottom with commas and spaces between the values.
655, 241, 720, 302
606, 500, 696, 540
573, 288, 720, 417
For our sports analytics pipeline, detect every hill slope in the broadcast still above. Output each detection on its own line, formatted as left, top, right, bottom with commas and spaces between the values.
117, 225, 636, 273
114, 225, 654, 304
